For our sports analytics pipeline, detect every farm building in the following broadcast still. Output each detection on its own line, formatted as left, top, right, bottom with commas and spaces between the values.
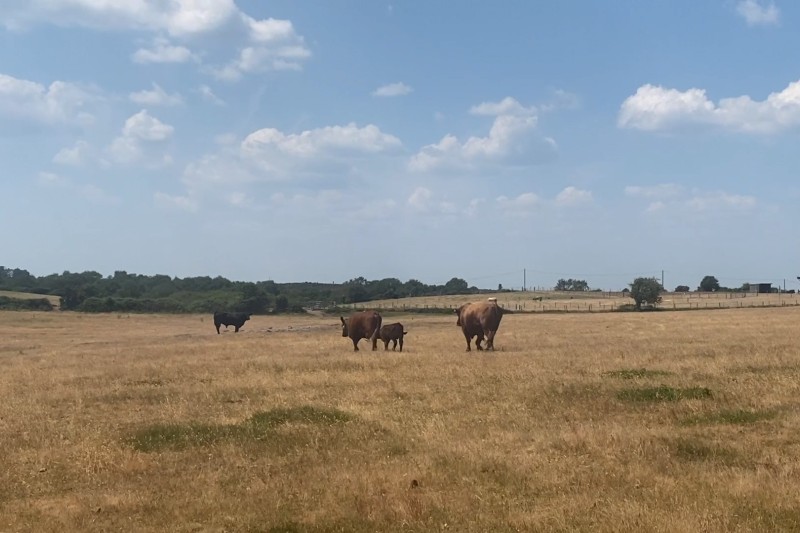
749, 283, 773, 294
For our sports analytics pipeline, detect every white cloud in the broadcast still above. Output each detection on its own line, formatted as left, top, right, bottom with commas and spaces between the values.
0, 0, 239, 36
470, 97, 535, 117
242, 123, 401, 159
123, 110, 174, 141
0, 73, 98, 126
226, 191, 250, 207
37, 171, 117, 205
736, 0, 780, 26
80, 184, 119, 205
197, 85, 225, 105
109, 110, 174, 163
686, 192, 757, 212
245, 16, 297, 42
132, 38, 195, 64
372, 82, 413, 97
2, 3, 310, 81
618, 80, 800, 134
631, 186, 757, 216
154, 191, 199, 213
624, 183, 684, 199
130, 83, 183, 106
37, 171, 69, 187
555, 186, 593, 207
53, 140, 91, 166
408, 187, 433, 211
209, 41, 311, 81
179, 153, 258, 197
410, 97, 556, 173
496, 192, 540, 216
407, 187, 456, 214
540, 89, 580, 112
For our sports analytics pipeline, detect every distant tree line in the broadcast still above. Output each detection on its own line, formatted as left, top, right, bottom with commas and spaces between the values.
0, 266, 480, 314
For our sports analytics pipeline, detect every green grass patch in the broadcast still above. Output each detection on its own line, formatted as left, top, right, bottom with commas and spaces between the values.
672, 438, 743, 466
127, 405, 354, 452
617, 385, 712, 403
602, 368, 673, 380
681, 408, 776, 426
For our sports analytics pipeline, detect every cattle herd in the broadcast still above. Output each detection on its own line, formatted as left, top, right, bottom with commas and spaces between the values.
213, 299, 505, 352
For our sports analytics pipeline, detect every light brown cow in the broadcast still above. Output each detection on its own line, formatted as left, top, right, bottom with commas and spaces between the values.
455, 301, 504, 351
340, 310, 382, 351
378, 322, 407, 352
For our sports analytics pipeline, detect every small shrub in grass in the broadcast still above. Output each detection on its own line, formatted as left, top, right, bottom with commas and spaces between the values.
603, 368, 672, 380
681, 409, 776, 426
617, 385, 712, 403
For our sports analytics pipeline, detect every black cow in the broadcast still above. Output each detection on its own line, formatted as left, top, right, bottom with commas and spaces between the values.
213, 311, 251, 334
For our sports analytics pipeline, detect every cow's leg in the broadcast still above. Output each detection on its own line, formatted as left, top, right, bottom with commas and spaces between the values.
464, 332, 472, 352
485, 329, 496, 351
383, 339, 389, 350
234, 325, 240, 332
476, 333, 484, 351
352, 338, 360, 352
398, 336, 403, 352
391, 339, 398, 351
372, 332, 379, 351
215, 324, 221, 334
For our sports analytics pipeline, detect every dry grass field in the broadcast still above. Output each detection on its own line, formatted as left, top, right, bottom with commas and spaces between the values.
2, 307, 800, 532
363, 290, 800, 313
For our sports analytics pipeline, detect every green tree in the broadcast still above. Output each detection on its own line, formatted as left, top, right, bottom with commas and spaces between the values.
698, 276, 720, 292
275, 294, 289, 313
554, 278, 590, 291
629, 277, 663, 310
674, 285, 690, 292
404, 279, 426, 297
443, 277, 469, 295
238, 283, 270, 314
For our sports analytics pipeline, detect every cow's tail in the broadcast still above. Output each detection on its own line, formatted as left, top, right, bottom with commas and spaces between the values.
372, 313, 383, 342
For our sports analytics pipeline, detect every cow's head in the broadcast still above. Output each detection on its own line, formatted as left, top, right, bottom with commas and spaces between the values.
454, 305, 465, 327
340, 316, 349, 337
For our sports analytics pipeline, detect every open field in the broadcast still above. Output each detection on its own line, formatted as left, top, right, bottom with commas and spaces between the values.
361, 290, 800, 313
2, 308, 800, 531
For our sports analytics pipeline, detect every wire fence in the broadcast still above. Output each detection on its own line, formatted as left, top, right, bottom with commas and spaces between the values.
341, 291, 800, 314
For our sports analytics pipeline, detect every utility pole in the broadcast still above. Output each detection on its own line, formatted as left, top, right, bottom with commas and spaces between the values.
523, 269, 526, 291
661, 270, 664, 290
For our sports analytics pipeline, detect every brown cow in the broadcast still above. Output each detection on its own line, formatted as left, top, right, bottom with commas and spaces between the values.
455, 300, 504, 351
378, 322, 407, 352
340, 310, 382, 351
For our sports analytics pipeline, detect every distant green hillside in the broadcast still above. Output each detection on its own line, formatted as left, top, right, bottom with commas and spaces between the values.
0, 290, 58, 311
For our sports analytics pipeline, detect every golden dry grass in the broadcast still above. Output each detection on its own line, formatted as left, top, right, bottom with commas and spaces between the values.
364, 290, 800, 313
2, 307, 800, 532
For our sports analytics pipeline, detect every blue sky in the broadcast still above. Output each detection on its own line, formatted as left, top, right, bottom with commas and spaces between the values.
2, 0, 799, 291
